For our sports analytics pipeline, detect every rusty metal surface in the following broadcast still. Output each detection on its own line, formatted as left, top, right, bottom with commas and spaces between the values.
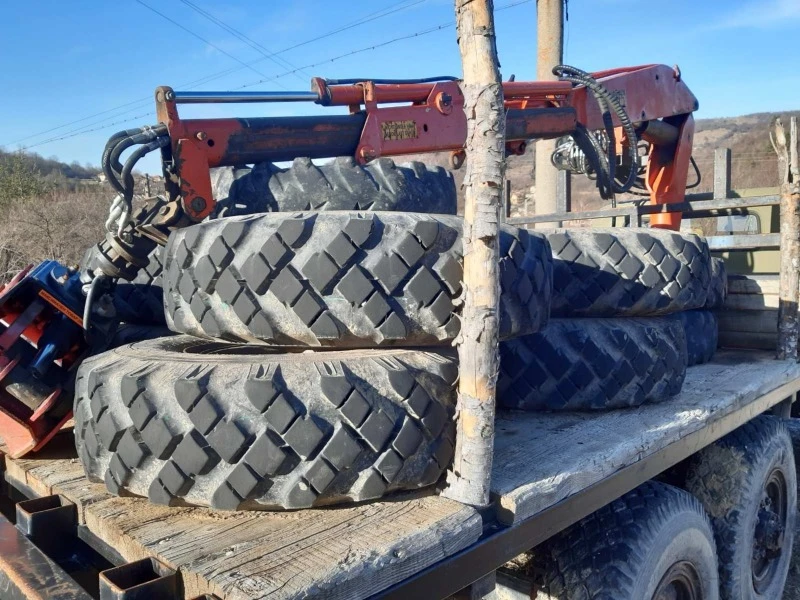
0, 510, 92, 600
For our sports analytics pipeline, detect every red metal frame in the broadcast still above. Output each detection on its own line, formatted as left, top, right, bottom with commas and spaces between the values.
0, 266, 81, 458
155, 64, 698, 229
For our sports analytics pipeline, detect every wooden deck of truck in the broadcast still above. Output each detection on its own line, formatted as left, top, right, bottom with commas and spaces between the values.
2, 346, 798, 599
1, 172, 797, 599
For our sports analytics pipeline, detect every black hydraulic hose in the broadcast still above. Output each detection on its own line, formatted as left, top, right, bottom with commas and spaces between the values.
572, 124, 612, 199
109, 126, 167, 178
121, 135, 170, 207
553, 65, 639, 195
102, 127, 145, 194
106, 125, 168, 198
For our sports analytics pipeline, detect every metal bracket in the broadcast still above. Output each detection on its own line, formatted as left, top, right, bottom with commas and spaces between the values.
99, 557, 179, 600
16, 494, 77, 554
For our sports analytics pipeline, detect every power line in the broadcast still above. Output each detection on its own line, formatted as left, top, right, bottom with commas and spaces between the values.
9, 0, 533, 152
234, 0, 533, 91
177, 0, 307, 81
276, 0, 427, 55
233, 0, 533, 91
19, 113, 155, 151
3, 0, 422, 148
133, 0, 273, 81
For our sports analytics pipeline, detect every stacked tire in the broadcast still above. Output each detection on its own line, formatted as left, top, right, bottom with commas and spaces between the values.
498, 228, 721, 412
73, 157, 554, 511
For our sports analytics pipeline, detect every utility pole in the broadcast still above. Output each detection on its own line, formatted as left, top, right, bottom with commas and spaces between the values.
446, 0, 505, 509
775, 116, 800, 360
533, 0, 564, 225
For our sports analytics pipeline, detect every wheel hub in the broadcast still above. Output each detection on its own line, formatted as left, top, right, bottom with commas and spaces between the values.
752, 467, 788, 593
653, 561, 703, 600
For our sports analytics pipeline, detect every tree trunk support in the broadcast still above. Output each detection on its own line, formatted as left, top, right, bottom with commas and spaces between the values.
444, 0, 506, 509
775, 117, 800, 360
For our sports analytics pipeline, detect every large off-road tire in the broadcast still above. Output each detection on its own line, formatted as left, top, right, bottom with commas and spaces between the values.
163, 212, 552, 347
547, 228, 712, 317
705, 257, 728, 309
211, 157, 457, 216
498, 317, 687, 411
535, 481, 719, 599
670, 310, 718, 367
685, 416, 796, 600
73, 336, 457, 511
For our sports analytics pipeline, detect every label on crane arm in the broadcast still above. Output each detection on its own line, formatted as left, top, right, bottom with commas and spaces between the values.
381, 120, 418, 141
37, 290, 84, 327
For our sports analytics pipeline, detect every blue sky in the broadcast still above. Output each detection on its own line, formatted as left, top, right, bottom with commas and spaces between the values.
1, 0, 799, 170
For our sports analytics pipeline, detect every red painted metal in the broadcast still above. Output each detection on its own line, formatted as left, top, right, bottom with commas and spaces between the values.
0, 265, 84, 458
156, 65, 698, 230
648, 115, 695, 230
571, 64, 697, 132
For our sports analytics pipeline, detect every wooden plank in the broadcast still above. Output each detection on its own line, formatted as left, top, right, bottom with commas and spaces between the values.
718, 310, 778, 334
724, 294, 779, 310
705, 234, 780, 251
719, 331, 777, 351
728, 275, 780, 295
490, 350, 800, 525
713, 148, 732, 200
4, 436, 481, 600
507, 195, 780, 226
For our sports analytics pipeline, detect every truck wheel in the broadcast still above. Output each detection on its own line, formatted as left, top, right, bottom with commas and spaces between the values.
705, 258, 727, 309
498, 317, 687, 411
670, 310, 718, 366
547, 228, 712, 317
73, 335, 457, 511
211, 156, 458, 216
163, 212, 552, 347
536, 481, 719, 599
685, 416, 796, 599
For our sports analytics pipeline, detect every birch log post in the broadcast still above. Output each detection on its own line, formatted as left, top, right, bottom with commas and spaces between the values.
775, 116, 800, 360
443, 0, 506, 507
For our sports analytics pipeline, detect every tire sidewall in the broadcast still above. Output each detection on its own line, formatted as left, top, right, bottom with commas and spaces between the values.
636, 511, 720, 599
731, 432, 797, 599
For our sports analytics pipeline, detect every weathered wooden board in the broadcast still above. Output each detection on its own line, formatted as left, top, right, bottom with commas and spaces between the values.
490, 350, 800, 525
4, 436, 481, 600
718, 309, 778, 334
723, 294, 778, 311
728, 275, 779, 296
719, 331, 777, 351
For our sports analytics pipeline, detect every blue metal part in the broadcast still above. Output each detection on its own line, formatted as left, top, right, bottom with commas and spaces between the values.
0, 260, 110, 457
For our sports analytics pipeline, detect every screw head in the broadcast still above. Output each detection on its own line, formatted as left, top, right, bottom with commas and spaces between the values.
190, 197, 207, 212
435, 92, 453, 115
196, 131, 208, 141
359, 146, 376, 162
165, 90, 175, 101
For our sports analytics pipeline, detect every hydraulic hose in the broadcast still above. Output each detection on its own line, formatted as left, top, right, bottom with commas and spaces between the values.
553, 65, 640, 196
102, 127, 145, 194
109, 126, 167, 180
121, 136, 170, 206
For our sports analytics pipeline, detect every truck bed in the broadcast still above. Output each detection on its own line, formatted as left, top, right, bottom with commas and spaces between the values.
2, 349, 799, 599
